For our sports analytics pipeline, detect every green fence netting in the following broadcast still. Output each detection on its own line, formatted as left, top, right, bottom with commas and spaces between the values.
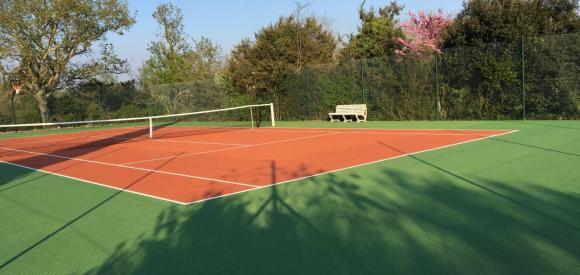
2, 32, 578, 123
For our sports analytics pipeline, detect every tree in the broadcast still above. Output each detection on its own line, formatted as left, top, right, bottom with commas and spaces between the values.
395, 10, 452, 59
140, 3, 194, 85
189, 37, 222, 81
445, 0, 580, 47
440, 0, 580, 119
140, 3, 222, 84
140, 3, 222, 114
0, 0, 135, 122
226, 8, 336, 110
340, 1, 404, 60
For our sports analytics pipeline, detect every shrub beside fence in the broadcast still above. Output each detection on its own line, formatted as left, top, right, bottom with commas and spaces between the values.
2, 33, 578, 124
280, 32, 580, 120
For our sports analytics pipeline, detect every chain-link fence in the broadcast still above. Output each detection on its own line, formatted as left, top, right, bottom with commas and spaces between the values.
2, 32, 578, 124
280, 32, 580, 120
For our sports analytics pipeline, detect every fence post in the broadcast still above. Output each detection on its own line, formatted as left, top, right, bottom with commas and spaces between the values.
521, 36, 526, 120
306, 68, 311, 119
360, 59, 365, 104
435, 53, 440, 121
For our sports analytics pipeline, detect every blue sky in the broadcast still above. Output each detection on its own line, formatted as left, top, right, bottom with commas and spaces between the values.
109, 0, 464, 77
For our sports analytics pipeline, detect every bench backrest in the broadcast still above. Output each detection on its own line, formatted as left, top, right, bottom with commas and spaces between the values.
335, 104, 367, 115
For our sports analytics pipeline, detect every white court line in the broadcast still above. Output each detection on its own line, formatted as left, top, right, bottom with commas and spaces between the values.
182, 130, 519, 205
156, 125, 513, 134
0, 160, 189, 205
260, 126, 515, 132
121, 131, 342, 165
89, 134, 249, 147
121, 145, 251, 165
0, 126, 149, 143
0, 146, 259, 188
0, 129, 518, 205
0, 126, 500, 149
3, 130, 248, 150
120, 129, 498, 166
329, 131, 498, 136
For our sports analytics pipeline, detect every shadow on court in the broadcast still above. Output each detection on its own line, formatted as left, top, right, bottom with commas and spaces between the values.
82, 160, 580, 275
0, 149, 180, 270
1, 122, 580, 274
0, 123, 250, 189
0, 125, 247, 269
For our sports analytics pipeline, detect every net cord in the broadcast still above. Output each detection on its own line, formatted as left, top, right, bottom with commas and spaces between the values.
0, 103, 276, 139
0, 103, 274, 129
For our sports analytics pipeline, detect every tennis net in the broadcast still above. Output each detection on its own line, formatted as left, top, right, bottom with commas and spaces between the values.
0, 103, 275, 150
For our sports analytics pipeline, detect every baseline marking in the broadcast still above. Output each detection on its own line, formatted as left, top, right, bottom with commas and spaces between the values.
183, 130, 519, 205
0, 160, 189, 205
151, 125, 512, 134
0, 129, 519, 205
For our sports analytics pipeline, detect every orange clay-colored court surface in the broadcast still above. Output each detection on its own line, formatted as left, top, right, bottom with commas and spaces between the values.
0, 127, 513, 204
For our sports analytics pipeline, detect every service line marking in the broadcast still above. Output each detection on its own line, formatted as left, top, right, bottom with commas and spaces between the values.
0, 146, 259, 188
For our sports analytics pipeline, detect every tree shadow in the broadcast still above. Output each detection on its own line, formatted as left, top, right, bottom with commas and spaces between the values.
0, 150, 179, 270
489, 137, 580, 157
2, 124, 580, 274
84, 159, 580, 275
510, 121, 580, 131
0, 126, 205, 269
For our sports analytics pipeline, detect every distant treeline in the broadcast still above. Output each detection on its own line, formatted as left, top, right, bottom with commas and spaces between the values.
1, 0, 578, 123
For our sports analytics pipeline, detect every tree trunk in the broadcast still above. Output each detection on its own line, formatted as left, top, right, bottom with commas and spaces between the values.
34, 91, 50, 123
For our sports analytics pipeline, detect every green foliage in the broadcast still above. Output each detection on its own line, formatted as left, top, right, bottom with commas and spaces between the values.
142, 3, 195, 84
144, 80, 226, 114
140, 3, 222, 115
524, 33, 580, 119
282, 56, 436, 121
437, 0, 580, 119
140, 2, 222, 84
440, 43, 522, 119
226, 11, 337, 110
0, 0, 135, 122
46, 80, 151, 122
445, 0, 580, 47
1, 1, 577, 123
340, 1, 404, 60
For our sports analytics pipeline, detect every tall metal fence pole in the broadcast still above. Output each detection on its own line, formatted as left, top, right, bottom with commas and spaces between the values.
521, 36, 526, 120
360, 59, 365, 104
435, 53, 440, 121
306, 69, 311, 119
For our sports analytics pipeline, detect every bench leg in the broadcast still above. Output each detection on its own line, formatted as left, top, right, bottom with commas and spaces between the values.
356, 115, 366, 122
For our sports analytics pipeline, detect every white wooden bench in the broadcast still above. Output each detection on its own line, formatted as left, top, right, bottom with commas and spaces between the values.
328, 104, 367, 122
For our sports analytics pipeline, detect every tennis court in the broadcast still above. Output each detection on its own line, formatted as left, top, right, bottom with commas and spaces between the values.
0, 112, 513, 204
1, 115, 580, 274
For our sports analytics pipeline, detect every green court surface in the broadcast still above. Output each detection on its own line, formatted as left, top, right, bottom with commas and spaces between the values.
1, 121, 579, 274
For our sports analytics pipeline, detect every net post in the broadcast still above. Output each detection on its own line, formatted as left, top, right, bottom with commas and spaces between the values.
269, 103, 275, 127
250, 106, 254, 128
149, 117, 153, 139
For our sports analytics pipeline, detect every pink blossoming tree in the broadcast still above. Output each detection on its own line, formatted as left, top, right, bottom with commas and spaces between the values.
395, 10, 453, 59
